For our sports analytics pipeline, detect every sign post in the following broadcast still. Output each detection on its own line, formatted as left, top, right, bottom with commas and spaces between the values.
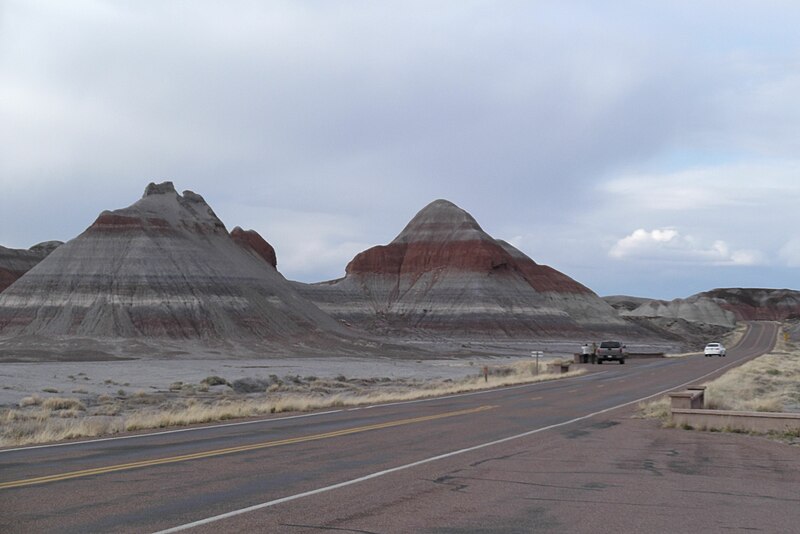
531, 350, 542, 375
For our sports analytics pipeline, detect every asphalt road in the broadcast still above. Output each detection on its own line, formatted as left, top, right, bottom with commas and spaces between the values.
1, 321, 794, 533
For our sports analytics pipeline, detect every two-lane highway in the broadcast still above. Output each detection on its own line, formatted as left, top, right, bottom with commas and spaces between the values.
0, 322, 783, 532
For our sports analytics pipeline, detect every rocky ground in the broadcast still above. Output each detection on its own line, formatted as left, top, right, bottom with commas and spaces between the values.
0, 332, 683, 407
0, 352, 590, 447
0, 354, 527, 407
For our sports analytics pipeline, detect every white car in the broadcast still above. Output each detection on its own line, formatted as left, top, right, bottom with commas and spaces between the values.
704, 342, 727, 357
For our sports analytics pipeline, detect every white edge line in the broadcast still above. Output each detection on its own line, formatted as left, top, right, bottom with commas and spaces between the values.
0, 370, 608, 454
152, 348, 758, 534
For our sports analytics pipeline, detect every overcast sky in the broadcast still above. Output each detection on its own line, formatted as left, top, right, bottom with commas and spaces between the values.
1, 1, 798, 299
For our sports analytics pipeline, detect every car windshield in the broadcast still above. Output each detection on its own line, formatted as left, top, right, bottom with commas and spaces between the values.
600, 341, 620, 348
706, 343, 720, 348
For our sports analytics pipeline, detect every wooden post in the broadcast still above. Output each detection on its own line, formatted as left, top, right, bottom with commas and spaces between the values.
531, 351, 542, 375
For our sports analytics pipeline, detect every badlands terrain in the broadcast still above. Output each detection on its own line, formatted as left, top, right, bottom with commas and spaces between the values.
0, 182, 798, 444
0, 182, 690, 362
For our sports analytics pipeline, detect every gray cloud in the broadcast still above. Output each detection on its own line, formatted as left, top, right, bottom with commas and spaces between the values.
1, 1, 798, 297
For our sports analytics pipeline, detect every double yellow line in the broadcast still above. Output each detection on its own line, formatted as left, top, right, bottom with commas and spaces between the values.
0, 404, 497, 490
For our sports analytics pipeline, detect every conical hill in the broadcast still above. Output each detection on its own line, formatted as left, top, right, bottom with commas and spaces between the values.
296, 199, 631, 339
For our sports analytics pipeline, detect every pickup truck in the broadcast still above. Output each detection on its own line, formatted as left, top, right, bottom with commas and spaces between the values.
596, 341, 626, 364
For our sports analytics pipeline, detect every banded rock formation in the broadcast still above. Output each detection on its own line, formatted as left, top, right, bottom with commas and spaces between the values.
704, 288, 800, 321
622, 288, 800, 327
231, 227, 277, 269
0, 182, 346, 343
619, 295, 737, 328
296, 199, 632, 339
0, 241, 62, 293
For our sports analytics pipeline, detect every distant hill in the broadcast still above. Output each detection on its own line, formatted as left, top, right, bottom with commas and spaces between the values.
0, 241, 62, 293
602, 295, 652, 313
296, 199, 642, 340
703, 288, 800, 321
607, 288, 800, 328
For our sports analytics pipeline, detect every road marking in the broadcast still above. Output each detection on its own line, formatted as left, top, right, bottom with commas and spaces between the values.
596, 384, 605, 388
530, 396, 543, 401
0, 409, 344, 454
152, 335, 776, 534
0, 405, 497, 491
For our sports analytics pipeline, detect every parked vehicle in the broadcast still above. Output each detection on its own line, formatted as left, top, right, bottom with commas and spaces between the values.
596, 341, 626, 364
704, 342, 727, 357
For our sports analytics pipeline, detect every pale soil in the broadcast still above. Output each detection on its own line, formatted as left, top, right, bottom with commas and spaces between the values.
0, 324, 719, 448
0, 355, 585, 447
0, 355, 563, 407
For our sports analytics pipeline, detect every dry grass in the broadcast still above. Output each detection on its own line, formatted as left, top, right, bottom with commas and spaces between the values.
0, 360, 585, 447
634, 396, 672, 424
42, 397, 86, 412
639, 325, 800, 425
125, 363, 584, 431
704, 346, 800, 412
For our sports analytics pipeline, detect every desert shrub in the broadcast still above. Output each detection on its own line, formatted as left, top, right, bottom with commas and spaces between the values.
56, 409, 83, 418
704, 396, 730, 410
19, 395, 43, 407
42, 397, 85, 411
201, 375, 229, 387
42, 388, 59, 394
231, 377, 271, 393
92, 403, 121, 416
636, 397, 671, 422
490, 366, 515, 377
753, 398, 783, 412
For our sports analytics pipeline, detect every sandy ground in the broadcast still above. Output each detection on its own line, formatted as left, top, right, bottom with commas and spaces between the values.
0, 333, 680, 408
0, 354, 560, 408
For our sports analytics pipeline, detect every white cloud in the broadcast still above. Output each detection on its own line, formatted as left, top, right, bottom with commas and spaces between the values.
609, 227, 765, 266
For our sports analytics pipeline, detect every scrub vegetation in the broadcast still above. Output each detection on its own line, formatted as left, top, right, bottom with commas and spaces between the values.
638, 323, 800, 436
0, 359, 584, 447
704, 327, 800, 413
